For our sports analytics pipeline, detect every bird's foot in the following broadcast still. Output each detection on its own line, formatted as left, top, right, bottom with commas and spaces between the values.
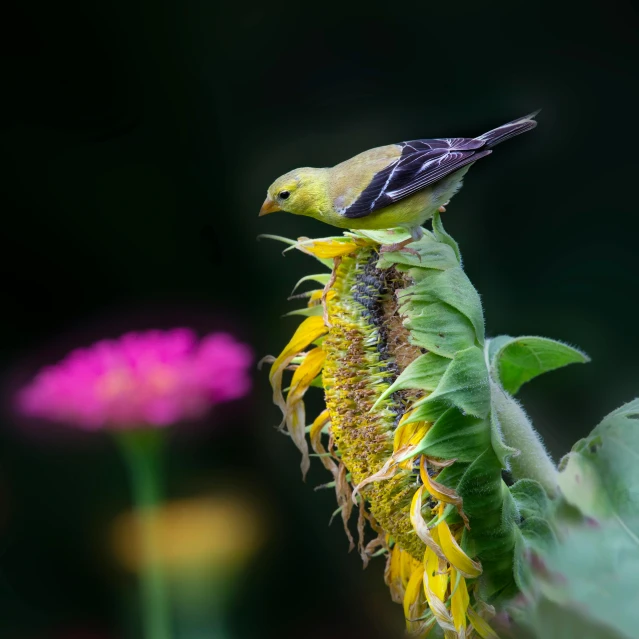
438, 200, 450, 213
379, 238, 420, 260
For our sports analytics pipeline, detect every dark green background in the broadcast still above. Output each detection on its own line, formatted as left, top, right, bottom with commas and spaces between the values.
1, 1, 637, 637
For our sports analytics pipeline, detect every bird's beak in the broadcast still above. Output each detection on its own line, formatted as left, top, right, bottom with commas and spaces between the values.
259, 197, 281, 217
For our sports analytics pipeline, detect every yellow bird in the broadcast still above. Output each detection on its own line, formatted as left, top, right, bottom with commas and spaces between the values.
259, 112, 538, 252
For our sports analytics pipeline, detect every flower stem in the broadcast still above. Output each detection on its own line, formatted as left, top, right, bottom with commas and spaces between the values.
116, 429, 171, 639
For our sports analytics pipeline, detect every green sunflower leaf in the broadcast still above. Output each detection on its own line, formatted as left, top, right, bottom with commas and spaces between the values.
402, 301, 478, 358
559, 398, 639, 520
519, 517, 639, 639
414, 346, 490, 419
488, 335, 589, 395
514, 399, 639, 639
376, 240, 459, 271
372, 352, 450, 407
402, 267, 485, 345
432, 211, 461, 264
510, 479, 552, 520
408, 407, 491, 462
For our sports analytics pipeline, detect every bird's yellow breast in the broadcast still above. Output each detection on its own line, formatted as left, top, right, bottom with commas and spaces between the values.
320, 188, 435, 230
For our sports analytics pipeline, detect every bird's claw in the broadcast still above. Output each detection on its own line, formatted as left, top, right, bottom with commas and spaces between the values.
379, 242, 421, 261
438, 200, 450, 213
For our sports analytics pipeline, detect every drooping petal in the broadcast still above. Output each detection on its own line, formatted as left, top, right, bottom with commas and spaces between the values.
394, 421, 430, 469
450, 567, 469, 635
287, 347, 325, 407
410, 487, 447, 560
423, 548, 455, 635
269, 316, 327, 423
385, 545, 405, 603
437, 519, 482, 579
403, 565, 426, 634
351, 455, 399, 502
424, 544, 448, 603
420, 457, 469, 528
400, 546, 423, 588
467, 606, 499, 639
309, 409, 337, 476
281, 347, 326, 479
296, 237, 359, 258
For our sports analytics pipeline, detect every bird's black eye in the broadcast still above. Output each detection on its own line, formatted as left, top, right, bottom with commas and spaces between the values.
279, 190, 290, 200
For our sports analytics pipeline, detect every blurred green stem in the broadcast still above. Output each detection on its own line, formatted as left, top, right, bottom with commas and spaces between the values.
117, 429, 171, 639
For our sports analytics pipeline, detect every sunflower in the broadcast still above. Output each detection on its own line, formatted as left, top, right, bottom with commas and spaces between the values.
265, 217, 539, 638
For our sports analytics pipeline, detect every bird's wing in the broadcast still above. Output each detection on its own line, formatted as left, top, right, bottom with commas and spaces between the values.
342, 138, 491, 219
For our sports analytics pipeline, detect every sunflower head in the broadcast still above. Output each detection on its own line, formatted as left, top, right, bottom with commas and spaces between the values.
264, 219, 571, 638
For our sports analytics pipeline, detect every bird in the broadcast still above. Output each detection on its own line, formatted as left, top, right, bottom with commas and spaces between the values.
259, 112, 539, 253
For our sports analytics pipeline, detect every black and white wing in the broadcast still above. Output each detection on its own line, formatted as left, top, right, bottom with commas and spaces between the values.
343, 137, 491, 219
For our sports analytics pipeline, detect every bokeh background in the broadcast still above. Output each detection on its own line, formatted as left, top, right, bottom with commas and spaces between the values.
1, 0, 637, 637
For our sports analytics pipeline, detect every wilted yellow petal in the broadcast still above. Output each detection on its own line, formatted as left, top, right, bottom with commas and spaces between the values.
269, 316, 327, 421
393, 423, 429, 470
298, 238, 358, 258
467, 607, 499, 639
424, 544, 448, 603
450, 567, 469, 634
399, 547, 422, 588
437, 520, 482, 579
287, 347, 325, 406
385, 545, 405, 604
351, 455, 399, 502
278, 347, 326, 480
423, 552, 455, 635
420, 458, 469, 528
309, 409, 338, 473
309, 409, 330, 448
410, 487, 447, 560
403, 564, 425, 625
288, 400, 310, 478
308, 289, 323, 304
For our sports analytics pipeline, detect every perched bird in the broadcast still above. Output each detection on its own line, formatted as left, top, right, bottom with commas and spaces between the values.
259, 112, 538, 252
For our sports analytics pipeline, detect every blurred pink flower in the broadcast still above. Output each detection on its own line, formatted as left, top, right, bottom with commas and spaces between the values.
17, 329, 253, 430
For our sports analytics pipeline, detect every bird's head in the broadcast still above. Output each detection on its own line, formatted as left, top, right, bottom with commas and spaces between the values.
259, 168, 326, 219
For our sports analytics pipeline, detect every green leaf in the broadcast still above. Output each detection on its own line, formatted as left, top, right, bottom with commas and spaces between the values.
403, 301, 478, 358
402, 267, 485, 345
521, 518, 639, 639
518, 596, 631, 639
557, 452, 611, 519
373, 352, 450, 407
409, 408, 491, 462
455, 452, 518, 600
510, 479, 552, 520
489, 335, 589, 395
413, 346, 490, 419
513, 516, 557, 592
519, 516, 556, 552
559, 398, 639, 520
515, 399, 639, 638
351, 228, 415, 245
432, 211, 461, 264
376, 239, 460, 271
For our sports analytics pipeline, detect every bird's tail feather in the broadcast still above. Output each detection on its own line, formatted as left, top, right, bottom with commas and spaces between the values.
475, 110, 540, 148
